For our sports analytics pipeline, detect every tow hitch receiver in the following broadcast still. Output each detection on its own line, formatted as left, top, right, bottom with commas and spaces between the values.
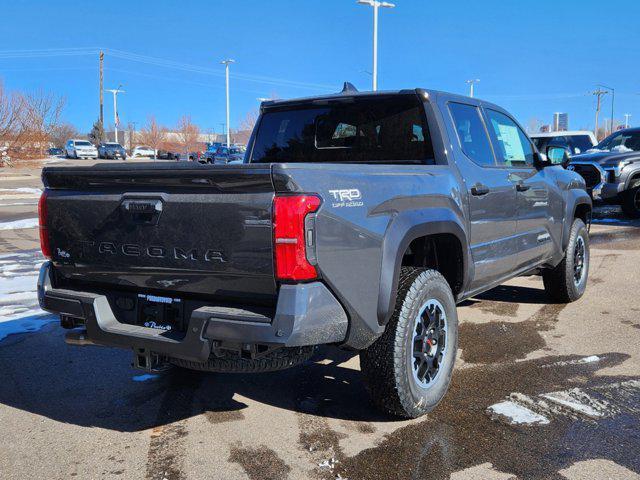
133, 348, 171, 372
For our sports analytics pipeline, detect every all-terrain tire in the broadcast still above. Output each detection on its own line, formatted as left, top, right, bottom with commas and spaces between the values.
543, 218, 589, 303
621, 183, 640, 218
360, 267, 458, 419
170, 346, 316, 373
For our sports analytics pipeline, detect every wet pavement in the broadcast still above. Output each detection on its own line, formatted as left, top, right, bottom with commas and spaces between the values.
0, 164, 639, 480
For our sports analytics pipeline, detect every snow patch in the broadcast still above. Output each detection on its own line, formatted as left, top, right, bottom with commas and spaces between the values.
487, 400, 550, 425
0, 218, 39, 230
132, 374, 159, 382
0, 202, 39, 207
540, 388, 615, 419
0, 187, 42, 195
543, 355, 601, 367
0, 314, 55, 341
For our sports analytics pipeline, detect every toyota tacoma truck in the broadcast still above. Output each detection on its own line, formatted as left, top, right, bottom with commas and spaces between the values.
37, 87, 592, 418
567, 127, 640, 217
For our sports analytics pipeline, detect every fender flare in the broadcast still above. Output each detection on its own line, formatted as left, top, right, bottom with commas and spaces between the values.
562, 189, 592, 250
377, 208, 470, 326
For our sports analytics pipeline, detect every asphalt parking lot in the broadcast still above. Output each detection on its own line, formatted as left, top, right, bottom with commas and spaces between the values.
1, 159, 639, 480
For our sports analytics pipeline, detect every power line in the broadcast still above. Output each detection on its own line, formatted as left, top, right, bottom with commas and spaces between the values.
0, 47, 334, 92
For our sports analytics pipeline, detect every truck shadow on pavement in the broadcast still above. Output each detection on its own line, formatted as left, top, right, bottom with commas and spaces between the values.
1, 312, 639, 479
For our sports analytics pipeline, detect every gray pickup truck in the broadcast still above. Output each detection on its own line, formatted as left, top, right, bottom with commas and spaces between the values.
37, 88, 592, 418
567, 127, 640, 217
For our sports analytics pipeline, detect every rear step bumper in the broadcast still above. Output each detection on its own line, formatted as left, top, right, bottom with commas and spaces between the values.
37, 262, 348, 361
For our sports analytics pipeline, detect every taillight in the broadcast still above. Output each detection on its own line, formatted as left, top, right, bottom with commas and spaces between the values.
38, 191, 51, 259
273, 194, 321, 281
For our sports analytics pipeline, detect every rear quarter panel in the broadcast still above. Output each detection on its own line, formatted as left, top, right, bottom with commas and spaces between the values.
272, 163, 467, 349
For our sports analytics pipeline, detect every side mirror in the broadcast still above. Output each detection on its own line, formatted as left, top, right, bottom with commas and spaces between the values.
533, 151, 550, 169
545, 146, 570, 166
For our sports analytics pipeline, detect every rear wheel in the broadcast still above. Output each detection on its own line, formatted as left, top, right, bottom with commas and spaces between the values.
360, 268, 458, 418
170, 346, 316, 373
543, 218, 589, 303
621, 183, 640, 218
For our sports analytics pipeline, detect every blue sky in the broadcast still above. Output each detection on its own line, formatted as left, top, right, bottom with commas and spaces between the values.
1, 0, 639, 134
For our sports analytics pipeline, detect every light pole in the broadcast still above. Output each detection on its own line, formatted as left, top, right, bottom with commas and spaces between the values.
466, 79, 480, 98
624, 113, 631, 129
105, 85, 125, 144
357, 0, 395, 91
221, 59, 235, 147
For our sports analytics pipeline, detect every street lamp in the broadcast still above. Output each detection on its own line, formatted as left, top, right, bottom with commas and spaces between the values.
105, 84, 125, 144
466, 79, 480, 98
221, 59, 235, 147
357, 0, 395, 91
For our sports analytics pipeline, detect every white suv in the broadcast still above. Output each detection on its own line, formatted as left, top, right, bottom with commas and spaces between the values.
65, 139, 98, 159
132, 145, 156, 158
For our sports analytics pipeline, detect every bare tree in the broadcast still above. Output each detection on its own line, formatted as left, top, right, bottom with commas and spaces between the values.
0, 82, 28, 162
176, 115, 200, 160
238, 109, 259, 132
138, 116, 167, 160
22, 89, 65, 156
50, 122, 79, 148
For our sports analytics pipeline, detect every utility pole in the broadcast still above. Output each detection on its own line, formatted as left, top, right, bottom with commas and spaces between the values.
357, 0, 395, 91
220, 59, 235, 147
466, 79, 480, 98
624, 113, 631, 129
592, 88, 608, 140
597, 84, 615, 135
105, 85, 125, 144
99, 51, 104, 126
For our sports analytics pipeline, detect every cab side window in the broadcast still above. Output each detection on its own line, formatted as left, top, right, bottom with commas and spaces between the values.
485, 109, 534, 167
448, 102, 496, 167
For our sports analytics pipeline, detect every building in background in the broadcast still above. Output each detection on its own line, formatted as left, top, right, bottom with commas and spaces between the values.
539, 124, 551, 133
553, 112, 569, 132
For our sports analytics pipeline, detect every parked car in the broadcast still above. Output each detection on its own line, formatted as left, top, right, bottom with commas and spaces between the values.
65, 139, 98, 159
156, 150, 179, 160
567, 127, 640, 217
177, 152, 200, 162
131, 145, 156, 158
98, 143, 127, 160
48, 147, 63, 156
38, 87, 591, 419
201, 144, 221, 163
210, 145, 245, 164
530, 130, 597, 157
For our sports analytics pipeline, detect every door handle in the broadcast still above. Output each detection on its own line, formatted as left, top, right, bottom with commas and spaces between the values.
515, 182, 531, 192
470, 184, 490, 196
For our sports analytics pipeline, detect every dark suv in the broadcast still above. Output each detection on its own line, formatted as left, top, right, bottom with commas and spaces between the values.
38, 88, 591, 418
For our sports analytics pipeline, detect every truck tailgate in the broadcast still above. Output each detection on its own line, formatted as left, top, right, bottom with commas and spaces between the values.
42, 163, 276, 304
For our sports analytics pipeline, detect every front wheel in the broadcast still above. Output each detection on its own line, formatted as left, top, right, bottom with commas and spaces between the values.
542, 218, 589, 303
621, 183, 640, 218
360, 268, 458, 418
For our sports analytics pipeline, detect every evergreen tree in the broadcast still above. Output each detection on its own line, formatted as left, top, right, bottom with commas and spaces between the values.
88, 120, 105, 145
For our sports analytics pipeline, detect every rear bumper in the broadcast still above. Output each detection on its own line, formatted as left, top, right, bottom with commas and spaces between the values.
37, 262, 348, 362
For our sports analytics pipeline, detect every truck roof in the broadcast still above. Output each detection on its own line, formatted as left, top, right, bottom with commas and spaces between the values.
259, 87, 506, 113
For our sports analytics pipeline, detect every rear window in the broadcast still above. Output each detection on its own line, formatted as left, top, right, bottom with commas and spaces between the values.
75, 141, 91, 146
250, 95, 435, 164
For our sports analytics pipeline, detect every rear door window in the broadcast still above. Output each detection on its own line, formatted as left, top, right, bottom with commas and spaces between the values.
448, 102, 496, 167
250, 95, 435, 164
485, 109, 534, 167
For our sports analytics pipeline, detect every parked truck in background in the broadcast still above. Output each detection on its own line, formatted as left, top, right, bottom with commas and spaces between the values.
37, 88, 591, 418
568, 127, 640, 217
